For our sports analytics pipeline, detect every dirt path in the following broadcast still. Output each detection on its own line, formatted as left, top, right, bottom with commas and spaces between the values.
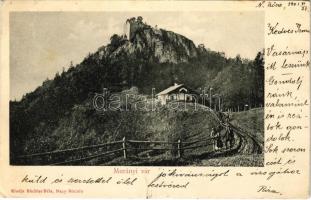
197, 109, 263, 166
229, 123, 262, 154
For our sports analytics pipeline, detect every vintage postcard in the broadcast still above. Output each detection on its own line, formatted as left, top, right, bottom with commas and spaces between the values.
0, 0, 310, 198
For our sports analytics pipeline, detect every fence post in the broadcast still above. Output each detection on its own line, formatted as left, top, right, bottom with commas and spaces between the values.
122, 137, 127, 159
177, 139, 182, 158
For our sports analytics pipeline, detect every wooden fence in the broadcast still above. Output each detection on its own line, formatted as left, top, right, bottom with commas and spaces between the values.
17, 136, 219, 165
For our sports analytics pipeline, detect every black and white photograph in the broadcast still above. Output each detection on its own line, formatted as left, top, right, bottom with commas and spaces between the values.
10, 11, 265, 166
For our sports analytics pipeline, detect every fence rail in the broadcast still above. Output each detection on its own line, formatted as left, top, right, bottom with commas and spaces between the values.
127, 140, 178, 144
17, 135, 221, 165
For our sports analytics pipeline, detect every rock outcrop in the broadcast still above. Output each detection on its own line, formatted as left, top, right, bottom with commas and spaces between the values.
98, 17, 198, 64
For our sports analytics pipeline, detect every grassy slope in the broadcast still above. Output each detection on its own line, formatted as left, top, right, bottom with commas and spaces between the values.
88, 104, 221, 165
22, 100, 220, 165
230, 107, 264, 144
94, 107, 266, 166
72, 107, 265, 166
18, 99, 264, 166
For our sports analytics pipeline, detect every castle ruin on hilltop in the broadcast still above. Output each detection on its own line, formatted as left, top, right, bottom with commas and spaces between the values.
123, 16, 154, 41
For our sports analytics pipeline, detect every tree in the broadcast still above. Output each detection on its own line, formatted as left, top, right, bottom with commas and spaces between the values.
254, 51, 264, 105
110, 34, 124, 49
70, 61, 74, 68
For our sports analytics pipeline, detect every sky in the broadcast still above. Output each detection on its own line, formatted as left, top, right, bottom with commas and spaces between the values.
10, 11, 264, 100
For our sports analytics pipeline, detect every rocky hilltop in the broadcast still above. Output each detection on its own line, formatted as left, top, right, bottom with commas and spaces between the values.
97, 17, 198, 64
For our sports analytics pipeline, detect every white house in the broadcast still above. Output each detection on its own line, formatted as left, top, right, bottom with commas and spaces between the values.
156, 83, 198, 105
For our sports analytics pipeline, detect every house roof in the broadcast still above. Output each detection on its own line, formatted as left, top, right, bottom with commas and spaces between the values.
156, 84, 184, 96
157, 83, 203, 96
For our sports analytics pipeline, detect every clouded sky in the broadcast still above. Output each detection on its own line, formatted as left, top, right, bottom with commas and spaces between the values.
10, 11, 264, 100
